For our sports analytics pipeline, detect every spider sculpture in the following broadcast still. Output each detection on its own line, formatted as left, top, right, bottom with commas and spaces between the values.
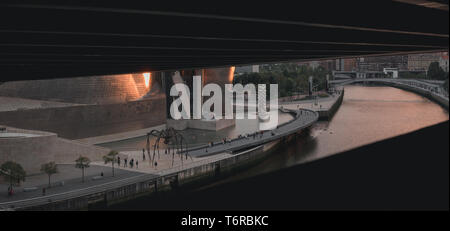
146, 127, 192, 167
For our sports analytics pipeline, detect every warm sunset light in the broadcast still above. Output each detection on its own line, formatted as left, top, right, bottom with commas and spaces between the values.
143, 72, 151, 88
229, 66, 235, 82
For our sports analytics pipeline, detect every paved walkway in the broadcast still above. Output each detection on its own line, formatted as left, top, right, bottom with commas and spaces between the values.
0, 103, 320, 209
0, 164, 146, 204
76, 124, 166, 145
91, 150, 232, 175
0, 96, 82, 112
184, 108, 318, 157
180, 92, 342, 158
0, 132, 42, 138
280, 92, 341, 111
0, 151, 232, 205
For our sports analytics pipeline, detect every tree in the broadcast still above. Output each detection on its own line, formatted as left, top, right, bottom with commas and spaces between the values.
233, 62, 332, 97
444, 78, 449, 94
399, 71, 426, 79
0, 161, 26, 194
428, 62, 446, 80
103, 150, 119, 177
75, 156, 90, 183
40, 162, 58, 188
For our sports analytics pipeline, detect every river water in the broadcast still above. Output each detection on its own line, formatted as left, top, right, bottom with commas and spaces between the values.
204, 85, 449, 183
102, 85, 448, 210
101, 85, 448, 181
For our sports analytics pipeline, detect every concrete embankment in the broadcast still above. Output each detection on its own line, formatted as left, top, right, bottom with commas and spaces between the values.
316, 90, 344, 120
280, 89, 344, 121
0, 126, 110, 175
6, 138, 288, 210
333, 79, 449, 111
389, 83, 449, 111
116, 121, 448, 210
2, 109, 316, 210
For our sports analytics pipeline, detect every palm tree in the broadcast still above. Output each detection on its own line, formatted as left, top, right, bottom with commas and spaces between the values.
75, 156, 90, 183
0, 161, 26, 195
103, 150, 119, 177
40, 162, 58, 188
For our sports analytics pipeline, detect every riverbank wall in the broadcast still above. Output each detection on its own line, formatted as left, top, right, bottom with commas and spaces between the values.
389, 83, 449, 111
3, 126, 311, 210
317, 89, 345, 120
0, 126, 110, 175
11, 137, 290, 210
1, 107, 317, 210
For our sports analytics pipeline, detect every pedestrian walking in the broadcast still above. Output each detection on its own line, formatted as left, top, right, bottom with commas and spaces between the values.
142, 149, 146, 161
136, 160, 139, 169
117, 156, 121, 167
124, 158, 128, 167
42, 187, 46, 196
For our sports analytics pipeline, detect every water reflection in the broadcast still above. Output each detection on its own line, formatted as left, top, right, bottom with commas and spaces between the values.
100, 85, 448, 182
202, 85, 449, 185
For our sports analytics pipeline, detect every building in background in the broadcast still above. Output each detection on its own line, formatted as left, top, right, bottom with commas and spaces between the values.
235, 65, 260, 74
297, 58, 356, 72
336, 58, 357, 71
318, 59, 337, 72
407, 52, 448, 71
307, 61, 320, 69
297, 61, 319, 69
299, 53, 448, 73
439, 53, 449, 72
242, 52, 448, 76
357, 55, 408, 72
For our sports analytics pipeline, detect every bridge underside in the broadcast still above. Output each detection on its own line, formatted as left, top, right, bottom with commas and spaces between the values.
0, 0, 448, 82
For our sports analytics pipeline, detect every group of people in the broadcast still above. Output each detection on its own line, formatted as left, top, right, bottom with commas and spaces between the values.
113, 149, 160, 169
117, 156, 139, 169
222, 137, 230, 144
254, 130, 265, 139
206, 130, 269, 152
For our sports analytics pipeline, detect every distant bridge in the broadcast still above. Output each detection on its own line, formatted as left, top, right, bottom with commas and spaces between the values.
332, 70, 427, 79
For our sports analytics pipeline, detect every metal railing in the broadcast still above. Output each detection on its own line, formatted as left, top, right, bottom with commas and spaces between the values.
330, 78, 449, 100
0, 107, 320, 210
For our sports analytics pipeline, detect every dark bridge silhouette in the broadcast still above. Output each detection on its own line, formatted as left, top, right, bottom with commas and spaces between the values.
0, 0, 448, 81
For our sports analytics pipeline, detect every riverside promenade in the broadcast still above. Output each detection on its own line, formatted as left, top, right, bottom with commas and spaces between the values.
280, 88, 344, 120
0, 105, 320, 210
185, 108, 318, 157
